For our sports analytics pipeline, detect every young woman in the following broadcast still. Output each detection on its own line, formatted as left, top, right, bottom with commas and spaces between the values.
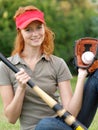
0, 5, 97, 130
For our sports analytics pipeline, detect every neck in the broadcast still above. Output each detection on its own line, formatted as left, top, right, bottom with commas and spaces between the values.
21, 46, 42, 60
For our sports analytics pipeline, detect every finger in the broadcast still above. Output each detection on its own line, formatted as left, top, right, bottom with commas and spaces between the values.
16, 68, 25, 75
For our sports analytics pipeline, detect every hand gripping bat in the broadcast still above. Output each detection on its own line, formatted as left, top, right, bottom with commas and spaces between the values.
0, 53, 87, 130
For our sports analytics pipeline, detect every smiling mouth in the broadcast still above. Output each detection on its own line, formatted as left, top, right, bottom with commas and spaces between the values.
31, 37, 40, 40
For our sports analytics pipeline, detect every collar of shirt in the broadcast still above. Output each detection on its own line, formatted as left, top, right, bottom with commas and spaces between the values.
8, 53, 50, 65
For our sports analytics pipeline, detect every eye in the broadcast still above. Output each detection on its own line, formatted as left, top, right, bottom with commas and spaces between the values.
25, 27, 32, 32
37, 25, 43, 30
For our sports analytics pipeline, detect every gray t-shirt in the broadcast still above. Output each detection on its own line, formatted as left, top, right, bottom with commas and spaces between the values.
0, 54, 72, 130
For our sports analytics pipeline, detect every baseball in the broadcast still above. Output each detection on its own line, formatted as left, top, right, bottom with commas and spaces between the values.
81, 51, 95, 64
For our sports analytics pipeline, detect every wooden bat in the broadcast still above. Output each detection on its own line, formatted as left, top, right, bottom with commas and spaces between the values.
0, 53, 88, 130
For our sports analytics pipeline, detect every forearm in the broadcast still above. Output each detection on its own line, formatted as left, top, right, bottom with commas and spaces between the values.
68, 76, 86, 117
5, 68, 31, 123
5, 87, 25, 123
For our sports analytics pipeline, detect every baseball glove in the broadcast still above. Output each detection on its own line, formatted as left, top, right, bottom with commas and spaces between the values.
74, 37, 98, 74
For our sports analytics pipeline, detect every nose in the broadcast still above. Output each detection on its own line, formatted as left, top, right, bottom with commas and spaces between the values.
31, 29, 39, 36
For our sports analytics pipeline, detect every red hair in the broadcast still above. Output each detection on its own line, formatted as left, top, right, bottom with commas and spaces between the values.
11, 5, 55, 56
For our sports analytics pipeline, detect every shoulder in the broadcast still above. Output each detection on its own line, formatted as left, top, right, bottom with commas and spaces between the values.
0, 54, 19, 70
49, 55, 65, 64
49, 55, 72, 81
8, 54, 21, 65
48, 55, 69, 72
49, 55, 68, 69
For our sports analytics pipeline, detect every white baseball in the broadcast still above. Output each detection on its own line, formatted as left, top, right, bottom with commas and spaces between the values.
81, 51, 95, 64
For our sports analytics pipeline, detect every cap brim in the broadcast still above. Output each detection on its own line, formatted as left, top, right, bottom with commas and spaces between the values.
19, 18, 44, 29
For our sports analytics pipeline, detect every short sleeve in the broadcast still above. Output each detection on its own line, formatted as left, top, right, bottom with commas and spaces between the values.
57, 59, 72, 83
0, 61, 11, 86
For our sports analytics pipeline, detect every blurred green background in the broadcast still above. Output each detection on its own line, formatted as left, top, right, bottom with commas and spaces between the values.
0, 0, 98, 74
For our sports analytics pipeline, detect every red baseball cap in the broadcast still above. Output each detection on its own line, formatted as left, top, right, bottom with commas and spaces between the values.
15, 10, 45, 29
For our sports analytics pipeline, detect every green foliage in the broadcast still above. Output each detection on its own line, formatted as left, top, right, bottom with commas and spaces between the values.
0, 0, 98, 73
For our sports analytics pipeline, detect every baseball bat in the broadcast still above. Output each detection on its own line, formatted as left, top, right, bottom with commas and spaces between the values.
0, 53, 87, 130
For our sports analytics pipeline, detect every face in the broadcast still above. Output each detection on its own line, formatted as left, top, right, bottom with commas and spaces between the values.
21, 21, 45, 48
